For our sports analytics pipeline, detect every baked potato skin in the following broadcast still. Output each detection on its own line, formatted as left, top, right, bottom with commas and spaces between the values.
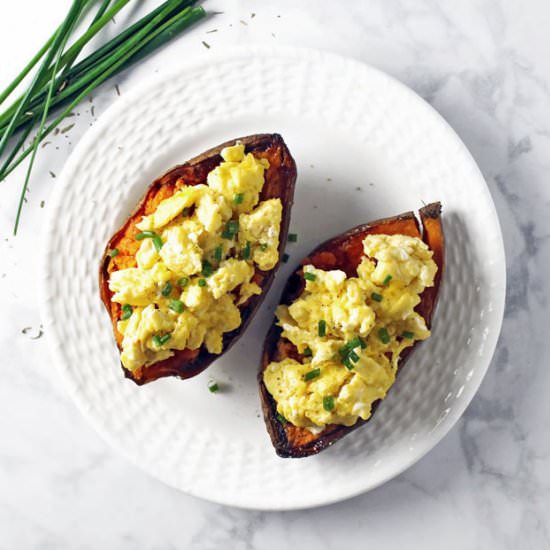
99, 134, 297, 385
259, 203, 444, 458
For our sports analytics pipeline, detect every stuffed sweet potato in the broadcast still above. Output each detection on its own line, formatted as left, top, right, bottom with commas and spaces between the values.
259, 203, 444, 457
100, 134, 297, 385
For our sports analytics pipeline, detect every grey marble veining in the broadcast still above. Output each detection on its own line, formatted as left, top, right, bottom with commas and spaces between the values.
1, 1, 549, 548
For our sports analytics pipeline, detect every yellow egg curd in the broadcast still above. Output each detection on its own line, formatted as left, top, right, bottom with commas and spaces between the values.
109, 143, 282, 372
263, 234, 438, 433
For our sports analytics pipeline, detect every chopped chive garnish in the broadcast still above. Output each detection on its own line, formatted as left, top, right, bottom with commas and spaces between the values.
178, 277, 189, 288
378, 327, 390, 344
348, 336, 366, 350
288, 233, 298, 242
338, 345, 349, 358
282, 253, 290, 263
304, 272, 316, 282
222, 220, 240, 239
214, 245, 223, 262
342, 357, 354, 370
323, 396, 335, 411
152, 236, 163, 252
153, 333, 171, 347
136, 230, 163, 251
108, 248, 119, 258
276, 413, 287, 425
260, 243, 268, 251
182, 207, 191, 216
169, 299, 184, 313
161, 281, 172, 297
371, 292, 383, 302
402, 331, 415, 339
198, 279, 207, 287
120, 304, 133, 320
318, 319, 326, 337
208, 380, 219, 393
348, 350, 360, 363
383, 274, 393, 285
202, 260, 213, 277
242, 240, 251, 260
304, 368, 321, 381
303, 346, 313, 357
233, 193, 244, 204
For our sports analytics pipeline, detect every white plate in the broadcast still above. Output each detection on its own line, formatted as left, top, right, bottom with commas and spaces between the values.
42, 46, 506, 510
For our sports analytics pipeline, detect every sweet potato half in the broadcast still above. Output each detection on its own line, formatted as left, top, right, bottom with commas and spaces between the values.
259, 203, 444, 458
100, 134, 297, 385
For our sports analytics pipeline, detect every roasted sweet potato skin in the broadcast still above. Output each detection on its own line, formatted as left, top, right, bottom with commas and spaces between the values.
259, 203, 444, 458
100, 134, 297, 385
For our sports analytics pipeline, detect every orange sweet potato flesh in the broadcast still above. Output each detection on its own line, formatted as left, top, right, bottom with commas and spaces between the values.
259, 203, 444, 457
99, 134, 297, 385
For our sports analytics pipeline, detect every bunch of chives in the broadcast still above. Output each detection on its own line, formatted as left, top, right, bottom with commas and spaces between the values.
0, 0, 206, 234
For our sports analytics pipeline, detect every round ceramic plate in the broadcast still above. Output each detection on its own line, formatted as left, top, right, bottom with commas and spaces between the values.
42, 46, 506, 510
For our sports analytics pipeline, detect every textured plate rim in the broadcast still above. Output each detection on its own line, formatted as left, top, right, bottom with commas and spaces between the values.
40, 44, 506, 510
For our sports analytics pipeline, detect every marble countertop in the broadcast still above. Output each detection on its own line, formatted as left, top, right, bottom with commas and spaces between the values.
1, 1, 549, 548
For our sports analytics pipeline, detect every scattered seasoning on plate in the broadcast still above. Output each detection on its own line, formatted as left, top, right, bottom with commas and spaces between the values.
304, 272, 316, 282
383, 274, 392, 285
402, 331, 415, 339
288, 233, 297, 242
318, 319, 326, 337
208, 380, 219, 393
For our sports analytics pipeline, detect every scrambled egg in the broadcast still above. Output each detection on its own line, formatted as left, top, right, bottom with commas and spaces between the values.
109, 143, 282, 372
263, 234, 438, 432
